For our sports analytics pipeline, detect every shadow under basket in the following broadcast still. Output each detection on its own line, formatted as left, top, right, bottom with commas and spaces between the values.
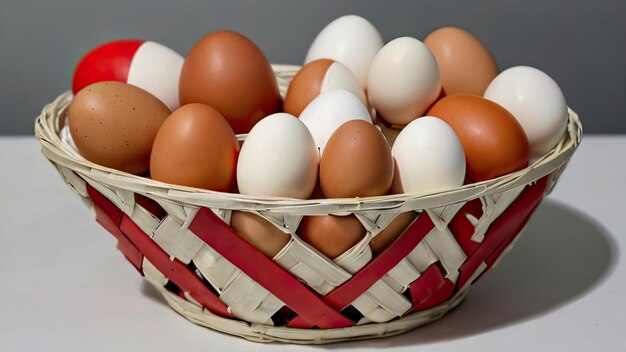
35, 65, 583, 344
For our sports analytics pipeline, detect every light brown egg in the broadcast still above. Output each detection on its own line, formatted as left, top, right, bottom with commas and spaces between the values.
68, 81, 170, 174
320, 120, 394, 198
284, 59, 367, 116
150, 103, 239, 191
230, 211, 290, 258
297, 215, 365, 259
179, 30, 282, 133
369, 212, 417, 254
426, 94, 529, 182
424, 27, 499, 96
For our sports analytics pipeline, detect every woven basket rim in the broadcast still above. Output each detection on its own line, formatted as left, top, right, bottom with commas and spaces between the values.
34, 64, 583, 213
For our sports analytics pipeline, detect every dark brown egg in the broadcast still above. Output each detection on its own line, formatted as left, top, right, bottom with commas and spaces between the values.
68, 81, 170, 174
150, 103, 239, 191
179, 30, 282, 133
426, 94, 529, 182
230, 211, 290, 258
320, 120, 394, 198
297, 215, 365, 259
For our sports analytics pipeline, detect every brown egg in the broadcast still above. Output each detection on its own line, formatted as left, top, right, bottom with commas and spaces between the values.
424, 27, 499, 96
179, 30, 281, 133
230, 211, 290, 258
68, 81, 170, 174
150, 103, 239, 191
284, 59, 367, 116
320, 120, 394, 198
369, 212, 417, 254
426, 94, 529, 182
297, 215, 365, 259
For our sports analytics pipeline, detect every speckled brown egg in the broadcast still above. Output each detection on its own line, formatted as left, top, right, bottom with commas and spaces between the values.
150, 103, 239, 191
426, 94, 529, 182
320, 120, 394, 198
179, 30, 282, 134
68, 81, 170, 174
230, 211, 290, 258
298, 215, 366, 259
424, 27, 499, 96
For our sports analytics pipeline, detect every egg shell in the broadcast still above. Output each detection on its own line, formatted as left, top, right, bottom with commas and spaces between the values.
367, 37, 441, 126
305, 15, 383, 88
427, 94, 529, 182
321, 120, 394, 198
179, 30, 282, 134
284, 59, 366, 116
391, 116, 466, 194
68, 81, 170, 174
237, 113, 318, 199
230, 211, 291, 258
424, 26, 499, 96
299, 89, 372, 154
297, 215, 366, 259
72, 40, 183, 111
370, 212, 417, 254
484, 66, 568, 157
150, 103, 239, 191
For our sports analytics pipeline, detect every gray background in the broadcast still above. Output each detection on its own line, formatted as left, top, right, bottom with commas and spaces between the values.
1, 0, 624, 135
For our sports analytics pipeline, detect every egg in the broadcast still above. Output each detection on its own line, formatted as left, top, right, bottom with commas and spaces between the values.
427, 94, 529, 182
305, 15, 383, 88
150, 103, 239, 191
299, 89, 371, 154
424, 26, 499, 96
297, 215, 366, 259
284, 59, 366, 116
484, 66, 568, 157
391, 116, 465, 194
230, 211, 291, 258
237, 113, 318, 198
72, 40, 184, 110
367, 37, 441, 126
179, 30, 282, 133
68, 81, 170, 174
370, 212, 417, 254
320, 120, 393, 198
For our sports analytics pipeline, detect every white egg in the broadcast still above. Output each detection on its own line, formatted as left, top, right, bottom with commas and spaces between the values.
368, 37, 441, 126
483, 66, 568, 157
391, 116, 465, 194
127, 41, 184, 111
320, 61, 367, 107
305, 15, 383, 88
237, 113, 318, 199
299, 89, 372, 154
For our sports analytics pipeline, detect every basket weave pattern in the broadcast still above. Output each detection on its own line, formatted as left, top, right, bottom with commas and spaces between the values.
35, 66, 582, 344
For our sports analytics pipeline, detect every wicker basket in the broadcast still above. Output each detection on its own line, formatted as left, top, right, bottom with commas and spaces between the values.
35, 64, 582, 344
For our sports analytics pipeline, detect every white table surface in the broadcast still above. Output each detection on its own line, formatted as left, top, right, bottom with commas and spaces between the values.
1, 135, 624, 351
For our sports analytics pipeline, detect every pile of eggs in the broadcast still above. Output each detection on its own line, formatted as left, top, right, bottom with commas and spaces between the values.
65, 15, 569, 258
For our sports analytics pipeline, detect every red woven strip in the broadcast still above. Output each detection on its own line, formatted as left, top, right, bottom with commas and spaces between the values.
87, 184, 143, 273
457, 176, 548, 288
412, 280, 454, 312
407, 264, 446, 307
288, 212, 435, 328
449, 199, 484, 255
189, 208, 354, 329
120, 215, 233, 318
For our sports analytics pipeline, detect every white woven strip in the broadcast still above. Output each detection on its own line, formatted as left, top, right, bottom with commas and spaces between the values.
192, 244, 239, 294
152, 216, 204, 264
423, 228, 466, 282
142, 258, 168, 288
351, 280, 412, 323
426, 201, 466, 231
60, 166, 88, 198
333, 235, 373, 274
129, 205, 161, 238
219, 272, 283, 325
274, 239, 351, 295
